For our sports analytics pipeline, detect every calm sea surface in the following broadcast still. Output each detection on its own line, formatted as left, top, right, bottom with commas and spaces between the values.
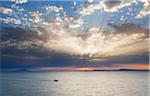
0, 71, 149, 96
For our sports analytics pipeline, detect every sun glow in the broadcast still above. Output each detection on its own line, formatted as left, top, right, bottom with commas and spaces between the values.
44, 27, 148, 59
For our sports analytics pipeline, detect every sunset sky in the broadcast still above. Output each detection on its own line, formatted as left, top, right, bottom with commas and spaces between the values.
0, 0, 149, 71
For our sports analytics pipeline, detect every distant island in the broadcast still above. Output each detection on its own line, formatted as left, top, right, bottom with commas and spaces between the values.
93, 69, 149, 71
0, 68, 149, 72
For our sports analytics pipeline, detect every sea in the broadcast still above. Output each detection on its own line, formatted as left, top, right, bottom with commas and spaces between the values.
0, 71, 149, 96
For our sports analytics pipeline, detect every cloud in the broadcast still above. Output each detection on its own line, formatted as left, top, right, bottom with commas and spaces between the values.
135, 0, 150, 18
0, 2, 149, 69
11, 0, 28, 4
1, 45, 148, 69
0, 17, 22, 25
0, 4, 149, 59
45, 6, 63, 13
1, 22, 149, 61
69, 18, 84, 28
103, 0, 121, 9
80, 0, 150, 20
0, 7, 13, 15
79, 0, 137, 15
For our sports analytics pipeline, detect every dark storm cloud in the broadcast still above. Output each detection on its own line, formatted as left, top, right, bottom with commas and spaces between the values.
1, 49, 148, 69
0, 25, 149, 69
1, 48, 88, 69
0, 27, 49, 42
0, 27, 87, 68
89, 53, 149, 67
1, 44, 149, 69
104, 0, 121, 9
108, 23, 149, 36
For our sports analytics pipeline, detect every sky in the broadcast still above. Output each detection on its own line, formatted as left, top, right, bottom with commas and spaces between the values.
0, 0, 149, 71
